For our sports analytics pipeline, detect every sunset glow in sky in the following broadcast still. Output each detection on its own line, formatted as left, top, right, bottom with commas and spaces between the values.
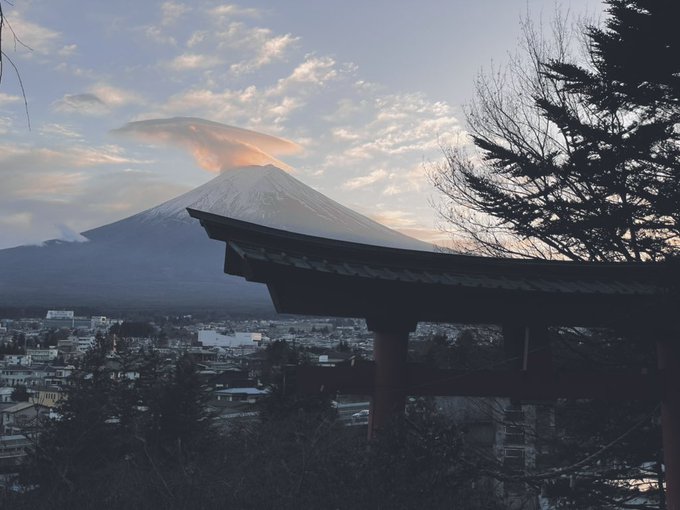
0, 0, 603, 249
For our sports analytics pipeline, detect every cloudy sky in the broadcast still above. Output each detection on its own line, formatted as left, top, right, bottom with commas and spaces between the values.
0, 0, 603, 249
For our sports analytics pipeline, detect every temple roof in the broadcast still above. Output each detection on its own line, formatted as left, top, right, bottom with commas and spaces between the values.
188, 208, 679, 329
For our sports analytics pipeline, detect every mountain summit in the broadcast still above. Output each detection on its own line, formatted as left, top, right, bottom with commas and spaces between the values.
0, 165, 430, 311
137, 165, 429, 249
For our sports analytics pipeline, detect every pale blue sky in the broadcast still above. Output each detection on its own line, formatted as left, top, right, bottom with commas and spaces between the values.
0, 0, 603, 248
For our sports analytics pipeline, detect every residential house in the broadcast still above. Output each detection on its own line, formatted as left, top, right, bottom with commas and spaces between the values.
44, 365, 73, 386
0, 388, 13, 403
24, 365, 59, 388
214, 387, 267, 403
0, 366, 33, 387
31, 386, 66, 408
0, 434, 32, 469
206, 368, 255, 391
1, 402, 49, 435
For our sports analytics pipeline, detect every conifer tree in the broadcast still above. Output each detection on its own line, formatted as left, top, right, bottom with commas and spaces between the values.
433, 0, 680, 262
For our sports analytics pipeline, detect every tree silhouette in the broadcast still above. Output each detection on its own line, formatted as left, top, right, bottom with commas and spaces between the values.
0, 1, 31, 128
432, 1, 680, 262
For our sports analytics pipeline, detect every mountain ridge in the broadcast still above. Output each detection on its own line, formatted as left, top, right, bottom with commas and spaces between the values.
0, 165, 430, 311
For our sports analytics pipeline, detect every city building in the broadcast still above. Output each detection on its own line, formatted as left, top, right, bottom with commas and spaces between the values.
198, 330, 262, 349
25, 348, 58, 363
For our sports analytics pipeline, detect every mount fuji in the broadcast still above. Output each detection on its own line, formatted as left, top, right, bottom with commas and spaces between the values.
0, 165, 430, 313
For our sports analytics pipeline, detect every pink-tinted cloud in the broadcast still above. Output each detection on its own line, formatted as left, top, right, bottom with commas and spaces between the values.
113, 117, 301, 172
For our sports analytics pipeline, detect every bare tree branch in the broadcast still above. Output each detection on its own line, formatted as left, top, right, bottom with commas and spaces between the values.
0, 0, 31, 129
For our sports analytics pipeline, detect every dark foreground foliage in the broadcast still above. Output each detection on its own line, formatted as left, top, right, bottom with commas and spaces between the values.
1, 339, 502, 510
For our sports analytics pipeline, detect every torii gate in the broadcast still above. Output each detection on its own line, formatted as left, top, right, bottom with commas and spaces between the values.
189, 208, 680, 508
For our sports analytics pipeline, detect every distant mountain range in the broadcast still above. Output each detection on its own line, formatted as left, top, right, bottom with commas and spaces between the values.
0, 165, 430, 313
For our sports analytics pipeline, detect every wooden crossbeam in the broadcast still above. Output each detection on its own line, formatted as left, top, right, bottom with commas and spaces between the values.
296, 362, 662, 401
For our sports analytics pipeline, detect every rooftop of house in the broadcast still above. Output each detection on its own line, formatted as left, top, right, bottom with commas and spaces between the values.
215, 387, 267, 396
2, 402, 46, 414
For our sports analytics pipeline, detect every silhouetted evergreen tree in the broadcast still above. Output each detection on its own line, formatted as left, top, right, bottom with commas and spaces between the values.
261, 339, 303, 385
433, 0, 680, 262
155, 353, 212, 454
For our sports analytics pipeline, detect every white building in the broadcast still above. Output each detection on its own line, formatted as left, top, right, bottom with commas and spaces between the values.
25, 348, 58, 362
46, 310, 74, 320
198, 330, 262, 348
73, 335, 96, 352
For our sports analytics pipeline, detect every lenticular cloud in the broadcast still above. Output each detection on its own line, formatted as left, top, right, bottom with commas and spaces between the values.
112, 117, 301, 173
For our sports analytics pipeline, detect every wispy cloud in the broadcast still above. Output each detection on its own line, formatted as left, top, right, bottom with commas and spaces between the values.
144, 25, 177, 46
369, 209, 418, 229
211, 4, 262, 19
0, 92, 22, 105
52, 93, 108, 116
342, 169, 388, 190
57, 44, 78, 57
161, 1, 191, 26
90, 85, 144, 108
138, 1, 191, 45
333, 92, 460, 160
39, 123, 82, 139
0, 143, 184, 248
187, 30, 208, 48
166, 53, 222, 71
113, 117, 302, 173
0, 116, 13, 135
52, 85, 143, 116
271, 56, 339, 93
0, 212, 32, 229
230, 33, 299, 75
0, 144, 146, 171
182, 20, 299, 76
150, 55, 348, 130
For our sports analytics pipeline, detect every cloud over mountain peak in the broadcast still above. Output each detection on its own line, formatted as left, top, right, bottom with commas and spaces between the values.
113, 117, 302, 173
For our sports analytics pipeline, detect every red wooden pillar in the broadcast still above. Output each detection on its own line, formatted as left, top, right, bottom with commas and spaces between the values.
658, 339, 680, 510
366, 318, 416, 439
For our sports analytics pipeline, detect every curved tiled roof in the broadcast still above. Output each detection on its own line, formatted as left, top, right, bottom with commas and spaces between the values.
188, 208, 679, 329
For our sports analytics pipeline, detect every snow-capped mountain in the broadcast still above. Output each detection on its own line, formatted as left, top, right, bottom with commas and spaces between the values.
136, 164, 429, 249
0, 165, 430, 311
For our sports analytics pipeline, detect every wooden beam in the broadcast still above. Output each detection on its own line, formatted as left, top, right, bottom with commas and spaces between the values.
296, 363, 662, 401
296, 362, 374, 394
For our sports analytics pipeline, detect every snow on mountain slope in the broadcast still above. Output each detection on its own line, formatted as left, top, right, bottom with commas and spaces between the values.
137, 164, 431, 250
